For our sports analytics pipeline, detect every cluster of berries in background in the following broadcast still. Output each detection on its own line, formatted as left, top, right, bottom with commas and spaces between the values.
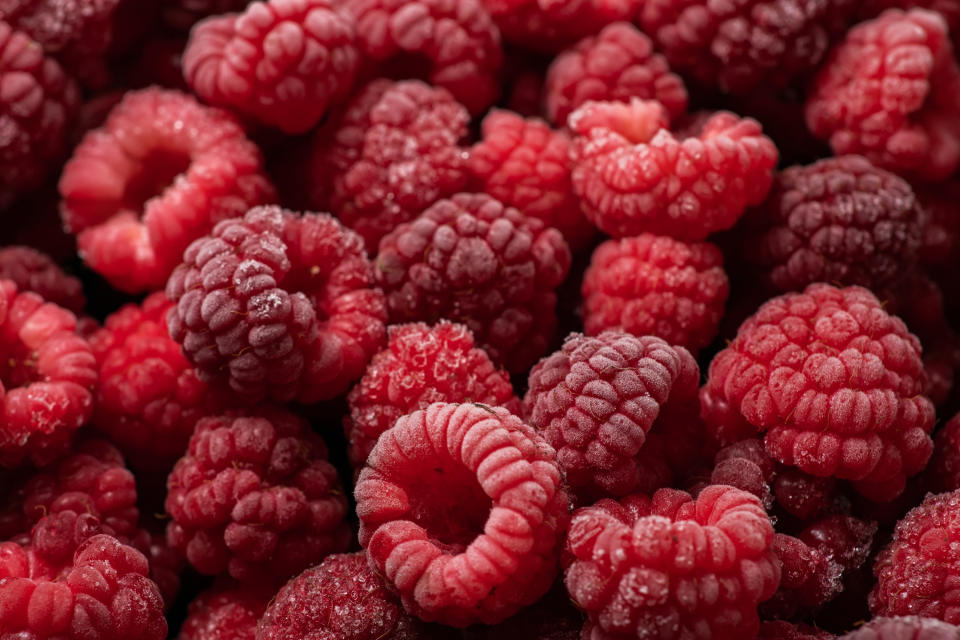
6, 0, 960, 639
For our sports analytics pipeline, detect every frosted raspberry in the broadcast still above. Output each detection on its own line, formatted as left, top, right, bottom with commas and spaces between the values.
344, 0, 502, 114
177, 581, 272, 640
581, 234, 729, 352
564, 486, 780, 640
344, 321, 519, 469
843, 616, 960, 639
758, 621, 835, 640
927, 413, 960, 493
482, 0, 640, 53
0, 246, 84, 313
166, 205, 387, 404
354, 403, 569, 626
0, 279, 96, 468
307, 79, 470, 252
545, 22, 688, 127
183, 0, 360, 134
469, 109, 594, 252
700, 283, 935, 501
523, 331, 701, 501
772, 468, 841, 522
708, 439, 776, 508
375, 193, 571, 373
0, 21, 78, 210
743, 155, 922, 293
861, 0, 960, 50
59, 88, 275, 293
805, 9, 960, 182
163, 0, 252, 30
765, 532, 841, 619
638, 0, 860, 93
569, 99, 778, 241
165, 408, 351, 583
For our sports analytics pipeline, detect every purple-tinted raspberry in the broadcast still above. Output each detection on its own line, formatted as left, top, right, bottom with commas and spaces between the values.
0, 246, 84, 313
482, 0, 641, 53
842, 616, 960, 639
176, 580, 272, 640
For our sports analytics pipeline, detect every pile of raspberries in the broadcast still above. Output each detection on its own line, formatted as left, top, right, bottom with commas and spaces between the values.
6, 1, 960, 639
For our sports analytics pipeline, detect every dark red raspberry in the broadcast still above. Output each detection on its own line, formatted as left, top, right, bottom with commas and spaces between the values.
638, 0, 860, 93
469, 109, 594, 252
483, 0, 640, 52
344, 0, 502, 115
523, 331, 701, 501
166, 205, 387, 404
306, 79, 470, 252
743, 155, 923, 293
765, 532, 842, 619
137, 531, 184, 610
163, 0, 252, 30
0, 21, 78, 210
569, 99, 778, 241
927, 413, 960, 493
183, 0, 360, 133
917, 180, 960, 274
700, 284, 935, 501
0, 246, 84, 313
842, 616, 960, 639
165, 408, 351, 583
344, 321, 519, 469
758, 621, 836, 640
805, 9, 960, 182
545, 22, 688, 127
461, 583, 583, 640
375, 193, 571, 373
564, 487, 780, 640
708, 438, 776, 508
177, 580, 272, 640
581, 234, 729, 352
59, 88, 275, 293
354, 403, 569, 626
772, 468, 841, 522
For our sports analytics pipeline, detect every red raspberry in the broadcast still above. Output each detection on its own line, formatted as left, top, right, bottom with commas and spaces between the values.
758, 621, 836, 640
165, 409, 351, 583
307, 79, 470, 252
166, 205, 387, 404
344, 0, 502, 115
581, 234, 729, 352
177, 581, 272, 640
860, 0, 960, 56
707, 438, 776, 508
59, 88, 276, 293
0, 21, 78, 210
843, 617, 960, 639
375, 193, 571, 373
523, 331, 701, 501
544, 22, 688, 127
469, 109, 594, 252
183, 0, 360, 134
638, 0, 860, 93
569, 99, 778, 241
743, 155, 923, 293
163, 0, 252, 30
344, 321, 519, 469
0, 279, 96, 468
805, 9, 960, 182
564, 486, 780, 640
0, 246, 84, 313
917, 180, 960, 273
927, 413, 960, 493
700, 284, 935, 501
137, 531, 184, 610
765, 532, 842, 619
483, 0, 640, 53
354, 403, 569, 626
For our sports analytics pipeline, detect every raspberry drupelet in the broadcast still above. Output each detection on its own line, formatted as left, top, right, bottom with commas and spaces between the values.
176, 580, 272, 640
564, 487, 781, 640
375, 193, 571, 373
842, 616, 960, 639
165, 408, 351, 583
0, 246, 85, 313
482, 0, 641, 53
59, 88, 276, 293
183, 0, 360, 134
569, 99, 778, 241
344, 321, 520, 470
166, 205, 387, 404
805, 9, 960, 182
307, 79, 471, 252
581, 234, 729, 352
354, 402, 570, 627
700, 283, 935, 502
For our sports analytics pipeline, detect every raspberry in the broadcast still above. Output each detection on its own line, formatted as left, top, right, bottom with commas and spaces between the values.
59, 88, 276, 293
581, 234, 729, 352
137, 531, 184, 610
758, 621, 835, 640
772, 468, 841, 522
166, 205, 387, 404
177, 581, 272, 640
0, 21, 78, 210
354, 402, 569, 626
638, 0, 860, 93
163, 0, 252, 30
469, 109, 594, 252
805, 9, 960, 182
344, 321, 520, 470
0, 279, 97, 468
375, 193, 571, 373
482, 0, 640, 52
165, 408, 351, 583
860, 0, 960, 53
523, 331, 701, 501
700, 283, 935, 501
765, 533, 842, 619
0, 246, 84, 313
564, 486, 780, 640
344, 0, 502, 115
743, 155, 923, 293
708, 439, 776, 508
306, 79, 470, 252
544, 22, 688, 127
927, 413, 960, 493
569, 99, 778, 241
183, 0, 360, 134
842, 617, 960, 639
